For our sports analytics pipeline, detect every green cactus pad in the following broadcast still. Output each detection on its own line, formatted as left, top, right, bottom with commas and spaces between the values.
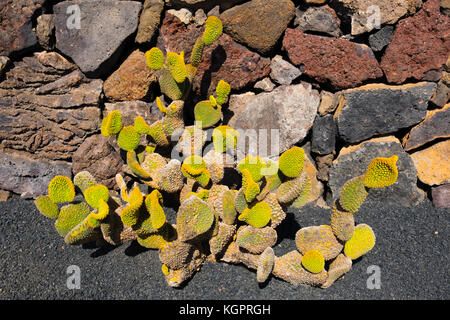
64, 218, 101, 245
301, 249, 325, 274
87, 198, 109, 228
238, 201, 272, 228
145, 47, 164, 70
234, 188, 248, 214
101, 110, 122, 137
159, 67, 186, 101
295, 225, 343, 261
145, 190, 166, 230
215, 80, 231, 105
276, 172, 307, 204
236, 225, 277, 254
120, 186, 144, 227
339, 175, 368, 213
181, 155, 211, 188
237, 156, 265, 182
364, 155, 399, 189
241, 169, 260, 203
177, 195, 215, 242
147, 120, 169, 147
330, 201, 355, 242
48, 176, 75, 204
291, 174, 312, 209
279, 146, 305, 178
194, 100, 222, 128
73, 171, 97, 194
221, 190, 237, 225
117, 126, 141, 151
35, 195, 60, 219
166, 52, 187, 84
212, 125, 239, 153
203, 16, 222, 45
54, 202, 91, 237
84, 184, 109, 208
344, 224, 376, 260
137, 224, 171, 249
191, 38, 205, 68
257, 247, 275, 283
127, 150, 152, 179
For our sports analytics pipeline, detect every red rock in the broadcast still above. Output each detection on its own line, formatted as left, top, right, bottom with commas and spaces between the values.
157, 14, 271, 97
103, 50, 157, 101
0, 0, 45, 56
381, 0, 450, 84
282, 28, 383, 90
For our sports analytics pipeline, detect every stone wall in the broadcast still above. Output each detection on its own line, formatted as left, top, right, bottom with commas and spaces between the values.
0, 0, 448, 207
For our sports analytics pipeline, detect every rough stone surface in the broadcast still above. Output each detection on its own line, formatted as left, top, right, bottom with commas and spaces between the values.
430, 73, 450, 108
315, 154, 334, 182
136, 0, 165, 44
0, 52, 102, 161
165, 0, 245, 11
381, 0, 450, 84
432, 184, 450, 208
334, 82, 437, 144
104, 100, 165, 128
54, 0, 142, 77
36, 14, 55, 51
311, 115, 336, 155
335, 0, 422, 35
0, 152, 72, 199
329, 136, 425, 207
158, 13, 271, 97
219, 0, 295, 54
0, 190, 11, 202
103, 50, 158, 101
254, 78, 276, 92
368, 25, 394, 52
0, 0, 45, 56
0, 56, 11, 78
318, 91, 338, 116
403, 104, 450, 152
72, 135, 124, 189
410, 140, 450, 186
294, 5, 342, 37
270, 55, 302, 86
228, 83, 320, 155
167, 8, 193, 24
282, 29, 383, 91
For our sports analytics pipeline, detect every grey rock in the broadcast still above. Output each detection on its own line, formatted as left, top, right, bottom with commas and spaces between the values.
430, 73, 450, 107
167, 8, 193, 24
368, 25, 394, 52
0, 52, 102, 162
227, 83, 320, 156
432, 184, 450, 208
0, 152, 72, 199
136, 0, 164, 44
254, 78, 276, 92
36, 14, 55, 50
329, 136, 425, 207
207, 5, 220, 17
311, 115, 336, 155
54, 0, 142, 77
194, 9, 207, 25
335, 82, 437, 144
270, 55, 302, 86
294, 5, 342, 37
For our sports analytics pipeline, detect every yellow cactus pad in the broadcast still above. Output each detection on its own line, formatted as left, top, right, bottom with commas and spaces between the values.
158, 67, 186, 101
203, 16, 223, 45
48, 175, 75, 204
234, 188, 248, 214
35, 195, 60, 219
117, 125, 141, 151
101, 110, 122, 137
279, 146, 305, 178
241, 168, 260, 203
166, 51, 187, 84
120, 186, 144, 227
301, 249, 325, 274
237, 156, 265, 182
181, 155, 211, 188
344, 224, 376, 260
364, 155, 399, 189
215, 80, 231, 105
238, 201, 271, 228
73, 171, 97, 194
127, 150, 151, 179
212, 125, 239, 153
145, 190, 166, 230
156, 96, 167, 114
84, 184, 109, 208
54, 202, 91, 237
87, 198, 109, 228
236, 225, 277, 254
339, 175, 368, 213
145, 47, 164, 70
191, 37, 205, 68
134, 116, 151, 135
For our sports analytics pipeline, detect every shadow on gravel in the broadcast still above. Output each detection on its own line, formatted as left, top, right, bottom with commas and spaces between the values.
125, 240, 150, 257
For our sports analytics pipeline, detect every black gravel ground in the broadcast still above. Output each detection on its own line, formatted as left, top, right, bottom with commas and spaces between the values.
0, 195, 448, 300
